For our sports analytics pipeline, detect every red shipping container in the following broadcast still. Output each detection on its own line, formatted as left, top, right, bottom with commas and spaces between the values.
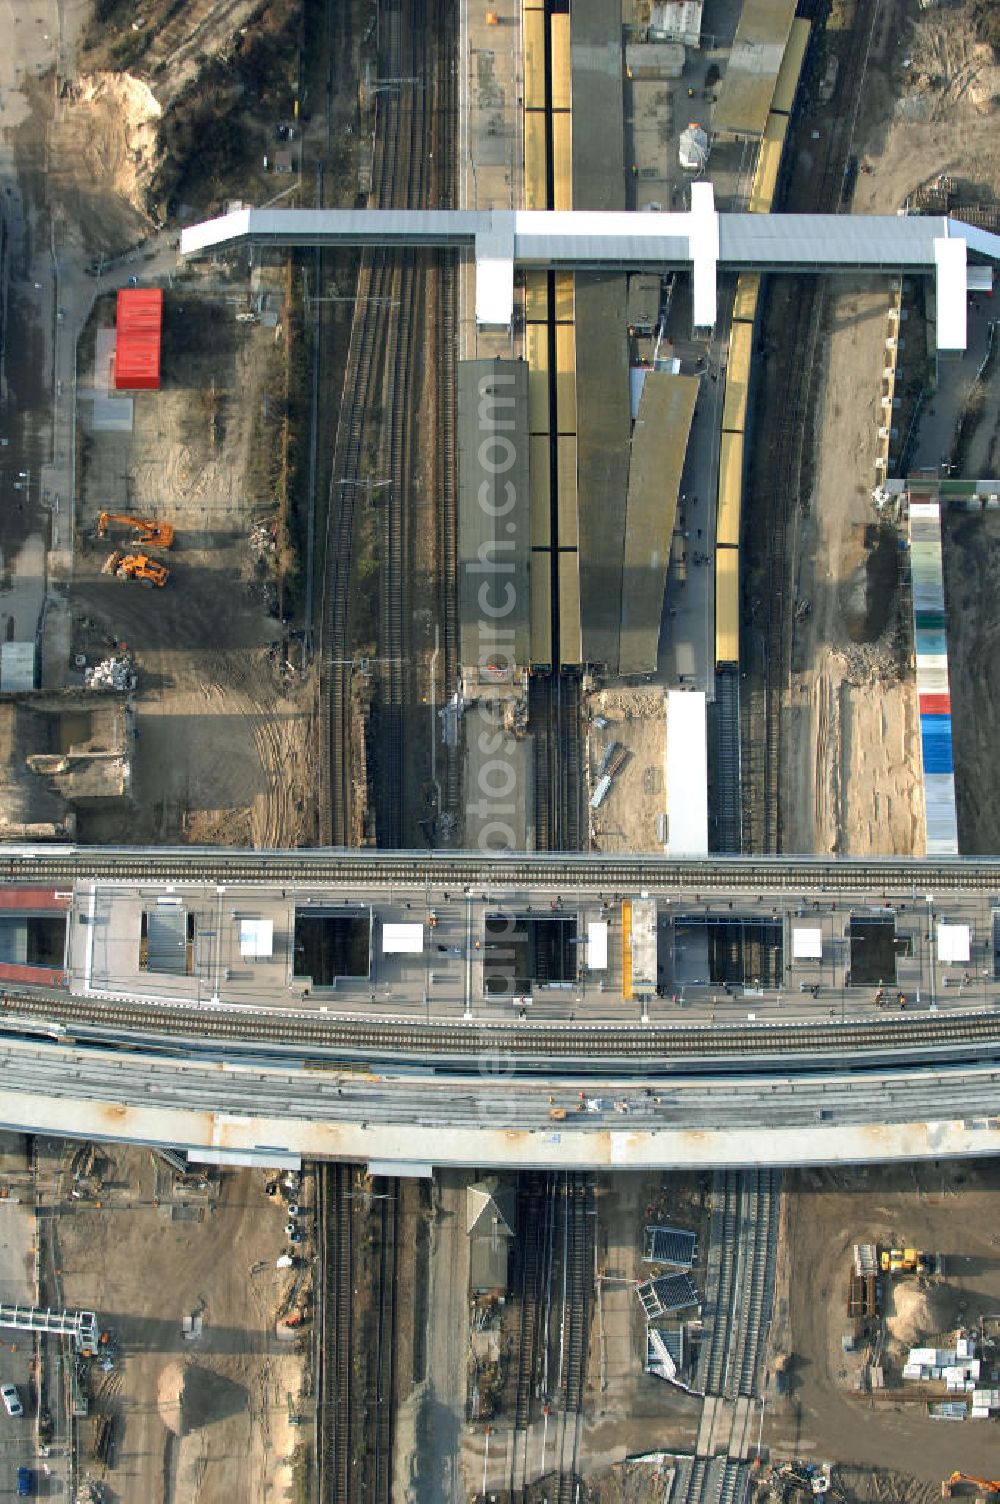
0, 887, 71, 910
114, 287, 163, 390
116, 287, 162, 332
919, 692, 951, 717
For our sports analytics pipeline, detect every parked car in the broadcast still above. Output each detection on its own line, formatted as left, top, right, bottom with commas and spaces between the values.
1, 1384, 23, 1417
16, 1465, 33, 1496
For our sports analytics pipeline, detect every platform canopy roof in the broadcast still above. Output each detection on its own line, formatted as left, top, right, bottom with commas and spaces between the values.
467, 1177, 516, 1240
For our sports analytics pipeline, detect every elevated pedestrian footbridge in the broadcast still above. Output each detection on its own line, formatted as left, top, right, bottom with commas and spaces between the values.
180, 186, 1000, 349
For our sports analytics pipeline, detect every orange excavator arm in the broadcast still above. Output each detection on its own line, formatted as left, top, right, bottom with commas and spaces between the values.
948, 1477, 1000, 1493
97, 512, 174, 548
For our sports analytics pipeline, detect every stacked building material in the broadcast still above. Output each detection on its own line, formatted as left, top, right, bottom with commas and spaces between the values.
84, 655, 136, 692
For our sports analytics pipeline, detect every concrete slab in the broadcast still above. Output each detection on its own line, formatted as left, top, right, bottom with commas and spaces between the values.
89, 397, 134, 432
0, 1201, 34, 1307
0, 532, 45, 647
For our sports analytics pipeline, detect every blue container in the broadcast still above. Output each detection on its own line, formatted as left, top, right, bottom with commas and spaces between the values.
921, 714, 954, 775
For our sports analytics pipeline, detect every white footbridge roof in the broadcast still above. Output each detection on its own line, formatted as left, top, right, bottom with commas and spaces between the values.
181, 183, 1000, 350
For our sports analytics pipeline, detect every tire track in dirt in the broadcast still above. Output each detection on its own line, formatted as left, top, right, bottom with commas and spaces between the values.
200, 649, 315, 848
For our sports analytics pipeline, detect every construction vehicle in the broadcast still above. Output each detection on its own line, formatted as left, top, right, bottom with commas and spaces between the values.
97, 512, 174, 549
942, 1476, 1000, 1499
102, 551, 169, 588
880, 1246, 941, 1275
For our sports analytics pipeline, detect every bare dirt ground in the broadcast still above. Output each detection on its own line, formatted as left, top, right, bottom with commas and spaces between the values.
766, 1161, 1000, 1483
72, 285, 317, 846
586, 689, 667, 852
50, 1150, 310, 1504
782, 280, 922, 857
781, 0, 1000, 856
1, 0, 318, 849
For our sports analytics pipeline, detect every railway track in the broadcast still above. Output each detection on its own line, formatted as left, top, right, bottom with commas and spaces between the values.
434, 0, 460, 821
554, 1173, 591, 1504
531, 674, 584, 851
376, 0, 438, 847
559, 674, 584, 851
371, 1176, 399, 1503
319, 230, 393, 843
321, 0, 451, 846
317, 1163, 354, 1502
681, 1174, 780, 1504
317, 1172, 397, 1504
318, 0, 404, 843
530, 679, 554, 849
5, 985, 1000, 1061
720, 1459, 749, 1504
679, 1455, 748, 1504
13, 842, 1000, 891
742, 0, 883, 854
700, 1170, 781, 1402
509, 1172, 551, 1499
703, 1170, 739, 1394
734, 1171, 779, 1398
745, 277, 818, 853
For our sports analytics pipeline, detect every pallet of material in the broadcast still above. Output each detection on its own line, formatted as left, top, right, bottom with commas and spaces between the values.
846, 1270, 878, 1318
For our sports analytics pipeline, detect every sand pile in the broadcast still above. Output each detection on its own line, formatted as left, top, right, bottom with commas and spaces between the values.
886, 1281, 952, 1347
74, 74, 162, 213
156, 1361, 248, 1437
156, 1360, 187, 1436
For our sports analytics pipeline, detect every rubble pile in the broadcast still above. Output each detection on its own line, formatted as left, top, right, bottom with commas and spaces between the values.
249, 519, 277, 560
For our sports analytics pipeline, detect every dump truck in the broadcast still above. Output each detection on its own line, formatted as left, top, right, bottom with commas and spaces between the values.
97, 512, 174, 549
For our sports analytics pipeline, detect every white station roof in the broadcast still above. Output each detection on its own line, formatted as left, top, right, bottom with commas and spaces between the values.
239, 918, 273, 958
792, 927, 823, 961
935, 236, 968, 351
936, 922, 970, 964
382, 922, 424, 955
666, 691, 708, 856
587, 920, 609, 971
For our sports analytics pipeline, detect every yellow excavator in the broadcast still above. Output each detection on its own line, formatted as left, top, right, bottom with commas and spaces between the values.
97, 512, 174, 549
942, 1477, 1000, 1499
102, 550, 169, 588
